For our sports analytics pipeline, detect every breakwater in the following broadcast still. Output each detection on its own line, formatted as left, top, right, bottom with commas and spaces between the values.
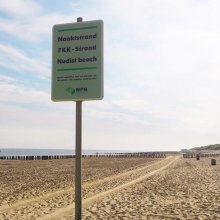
0, 152, 168, 160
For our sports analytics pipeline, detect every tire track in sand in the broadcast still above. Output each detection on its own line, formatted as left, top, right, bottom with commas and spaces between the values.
38, 156, 179, 220
0, 158, 163, 213
0, 188, 73, 213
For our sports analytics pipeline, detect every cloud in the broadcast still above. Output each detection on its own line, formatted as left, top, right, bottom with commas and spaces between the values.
0, 14, 71, 42
0, 74, 75, 148
0, 103, 75, 148
1, 0, 220, 150
0, 0, 74, 42
0, 0, 43, 17
0, 73, 76, 114
69, 0, 220, 149
0, 44, 49, 78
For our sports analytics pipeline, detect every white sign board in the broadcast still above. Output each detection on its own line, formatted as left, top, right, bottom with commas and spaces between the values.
52, 20, 103, 101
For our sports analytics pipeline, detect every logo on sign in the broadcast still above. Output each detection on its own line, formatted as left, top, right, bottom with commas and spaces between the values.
66, 87, 87, 95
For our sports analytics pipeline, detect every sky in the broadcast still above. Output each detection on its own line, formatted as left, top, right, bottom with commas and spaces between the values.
0, 0, 220, 152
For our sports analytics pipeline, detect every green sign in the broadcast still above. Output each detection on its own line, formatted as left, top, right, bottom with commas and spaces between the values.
52, 20, 103, 101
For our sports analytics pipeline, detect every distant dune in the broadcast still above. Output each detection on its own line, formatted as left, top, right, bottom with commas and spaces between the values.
191, 144, 220, 151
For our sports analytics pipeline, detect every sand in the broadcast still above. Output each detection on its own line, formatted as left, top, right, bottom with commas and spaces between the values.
0, 156, 220, 219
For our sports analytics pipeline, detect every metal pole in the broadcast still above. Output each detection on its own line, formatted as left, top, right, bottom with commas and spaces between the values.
75, 17, 83, 220
75, 101, 82, 219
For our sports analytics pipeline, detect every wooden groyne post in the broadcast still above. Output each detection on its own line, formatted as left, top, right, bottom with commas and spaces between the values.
211, 159, 216, 166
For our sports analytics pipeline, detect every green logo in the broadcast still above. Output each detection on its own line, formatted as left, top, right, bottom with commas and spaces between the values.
66, 87, 88, 95
66, 87, 75, 95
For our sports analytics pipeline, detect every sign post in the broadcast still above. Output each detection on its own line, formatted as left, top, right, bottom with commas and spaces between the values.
75, 17, 83, 220
75, 99, 82, 219
52, 17, 103, 220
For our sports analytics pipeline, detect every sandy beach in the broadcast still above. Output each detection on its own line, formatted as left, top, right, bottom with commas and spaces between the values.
0, 156, 220, 219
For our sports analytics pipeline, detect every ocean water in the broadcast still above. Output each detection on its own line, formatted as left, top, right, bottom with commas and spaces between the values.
0, 148, 128, 156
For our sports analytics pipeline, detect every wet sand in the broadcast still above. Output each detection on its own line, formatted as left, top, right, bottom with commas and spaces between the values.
0, 156, 220, 219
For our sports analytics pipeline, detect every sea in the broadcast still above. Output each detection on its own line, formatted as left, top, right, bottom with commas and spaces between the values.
0, 148, 129, 157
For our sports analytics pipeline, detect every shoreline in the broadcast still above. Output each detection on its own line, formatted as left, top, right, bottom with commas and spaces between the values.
0, 152, 169, 160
